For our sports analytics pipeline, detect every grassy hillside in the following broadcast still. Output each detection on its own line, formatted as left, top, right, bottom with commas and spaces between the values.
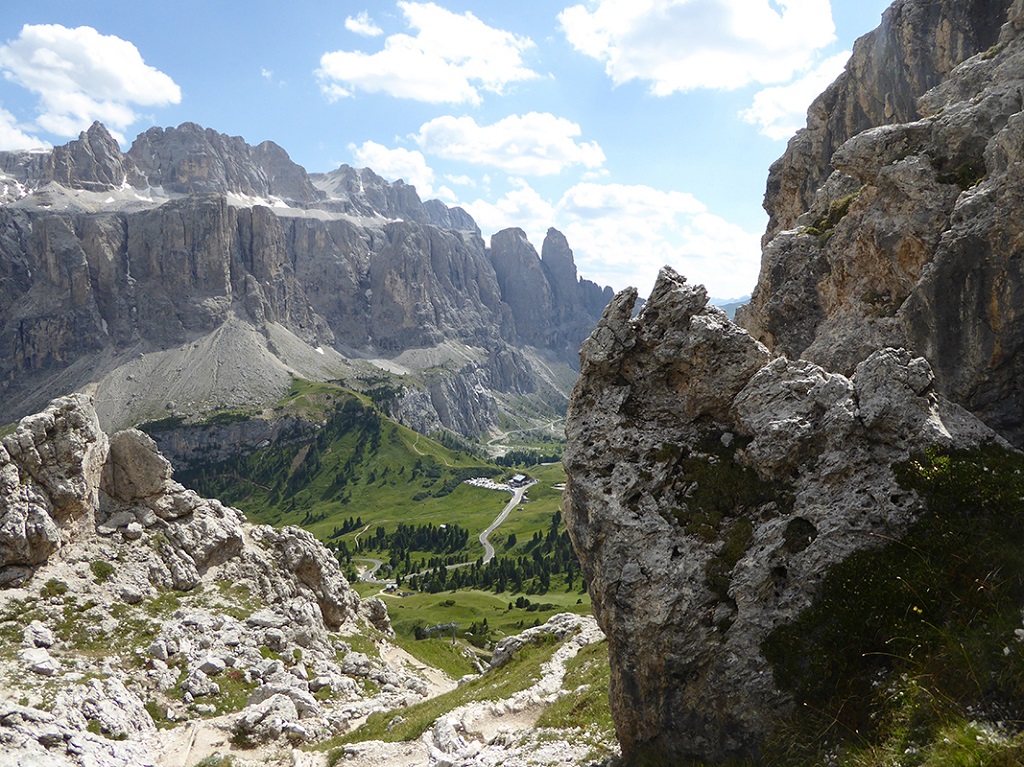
174, 379, 505, 545
166, 378, 590, 656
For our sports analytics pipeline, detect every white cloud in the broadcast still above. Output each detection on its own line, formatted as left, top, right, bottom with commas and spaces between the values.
345, 11, 384, 37
740, 50, 849, 139
0, 24, 181, 141
261, 67, 274, 80
559, 0, 836, 94
414, 112, 605, 176
444, 174, 476, 187
0, 105, 47, 150
318, 1, 537, 105
462, 179, 761, 297
350, 140, 437, 197
461, 179, 556, 245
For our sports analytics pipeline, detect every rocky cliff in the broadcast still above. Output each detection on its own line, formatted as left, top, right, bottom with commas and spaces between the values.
742, 0, 1024, 447
565, 2, 1024, 763
565, 269, 1015, 763
0, 122, 613, 439
762, 0, 1012, 243
0, 396, 618, 767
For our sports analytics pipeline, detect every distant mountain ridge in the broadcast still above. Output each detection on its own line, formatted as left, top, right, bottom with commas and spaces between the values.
0, 121, 614, 438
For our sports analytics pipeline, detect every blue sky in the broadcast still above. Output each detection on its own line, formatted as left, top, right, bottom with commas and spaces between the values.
0, 0, 892, 299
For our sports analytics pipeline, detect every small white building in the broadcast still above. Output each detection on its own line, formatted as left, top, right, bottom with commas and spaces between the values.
510, 474, 527, 487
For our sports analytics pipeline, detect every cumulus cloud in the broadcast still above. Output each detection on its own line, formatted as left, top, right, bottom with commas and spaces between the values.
444, 174, 476, 187
461, 179, 557, 244
0, 106, 48, 151
464, 180, 761, 297
318, 1, 537, 104
350, 140, 437, 197
0, 24, 181, 141
559, 0, 836, 94
740, 50, 849, 139
414, 112, 605, 176
345, 11, 384, 37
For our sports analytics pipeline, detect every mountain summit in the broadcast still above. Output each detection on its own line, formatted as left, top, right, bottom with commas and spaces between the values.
0, 122, 613, 437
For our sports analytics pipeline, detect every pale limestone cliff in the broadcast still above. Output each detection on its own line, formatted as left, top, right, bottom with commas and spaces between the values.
564, 268, 1002, 764
741, 0, 1024, 447
762, 0, 1012, 243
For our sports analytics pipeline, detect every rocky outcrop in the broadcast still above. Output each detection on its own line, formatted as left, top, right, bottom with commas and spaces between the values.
0, 395, 444, 766
0, 397, 108, 584
310, 165, 431, 223
127, 122, 320, 202
0, 394, 366, 621
741, 0, 1024, 447
486, 226, 614, 356
0, 123, 142, 194
564, 268, 1003, 764
763, 0, 1012, 242
50, 122, 144, 192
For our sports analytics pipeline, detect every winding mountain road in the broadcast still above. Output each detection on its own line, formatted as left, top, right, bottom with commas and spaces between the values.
354, 480, 537, 589
355, 557, 386, 583
479, 482, 534, 564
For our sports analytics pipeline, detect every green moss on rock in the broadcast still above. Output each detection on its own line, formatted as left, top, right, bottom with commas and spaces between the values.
762, 444, 1024, 763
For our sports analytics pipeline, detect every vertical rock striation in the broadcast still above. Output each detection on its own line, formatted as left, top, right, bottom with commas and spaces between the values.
741, 0, 1024, 447
0, 122, 615, 436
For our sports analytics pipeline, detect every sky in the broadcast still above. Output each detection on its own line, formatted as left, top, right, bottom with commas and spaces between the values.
0, 0, 893, 300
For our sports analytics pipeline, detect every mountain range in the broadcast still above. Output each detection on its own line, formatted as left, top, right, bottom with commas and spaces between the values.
0, 121, 614, 439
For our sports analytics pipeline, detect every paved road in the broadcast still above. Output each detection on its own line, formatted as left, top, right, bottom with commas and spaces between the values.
356, 480, 536, 586
354, 557, 386, 583
478, 482, 534, 564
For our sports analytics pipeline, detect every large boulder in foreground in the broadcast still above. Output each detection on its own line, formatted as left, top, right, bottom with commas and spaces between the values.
564, 267, 1005, 764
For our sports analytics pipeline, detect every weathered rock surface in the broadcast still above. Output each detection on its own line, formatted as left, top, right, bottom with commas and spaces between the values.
0, 122, 612, 439
762, 0, 1012, 242
0, 394, 423, 766
741, 0, 1024, 447
564, 267, 1003, 764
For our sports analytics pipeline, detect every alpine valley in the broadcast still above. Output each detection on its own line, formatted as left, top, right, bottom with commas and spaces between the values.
7, 0, 1024, 767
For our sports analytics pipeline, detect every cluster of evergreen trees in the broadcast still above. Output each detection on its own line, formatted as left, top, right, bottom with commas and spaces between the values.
404, 511, 582, 595
358, 522, 470, 559
495, 449, 562, 467
327, 516, 364, 539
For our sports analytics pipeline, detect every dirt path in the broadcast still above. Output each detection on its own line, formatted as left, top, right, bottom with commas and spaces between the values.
379, 641, 457, 698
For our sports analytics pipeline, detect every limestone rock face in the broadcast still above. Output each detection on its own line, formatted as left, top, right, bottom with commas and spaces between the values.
0, 122, 613, 439
763, 0, 1011, 242
0, 122, 143, 194
0, 393, 363, 624
0, 396, 107, 581
541, 228, 617, 352
310, 164, 431, 223
564, 267, 1002, 764
742, 0, 1024, 447
127, 122, 317, 201
49, 122, 143, 192
490, 228, 555, 347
